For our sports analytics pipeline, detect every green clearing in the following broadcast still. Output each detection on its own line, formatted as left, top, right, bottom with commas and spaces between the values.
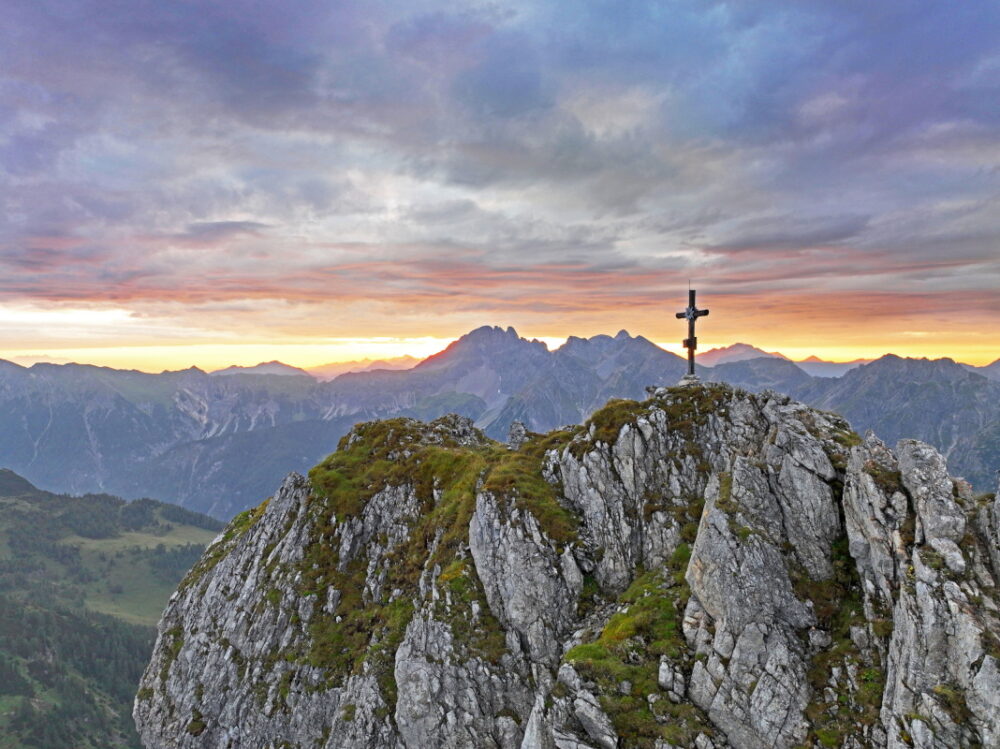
65, 522, 218, 552
0, 470, 223, 747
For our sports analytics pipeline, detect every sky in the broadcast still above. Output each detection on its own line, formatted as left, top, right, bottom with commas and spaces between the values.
1, 0, 998, 370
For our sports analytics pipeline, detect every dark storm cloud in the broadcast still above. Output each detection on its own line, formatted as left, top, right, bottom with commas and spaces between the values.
0, 0, 997, 321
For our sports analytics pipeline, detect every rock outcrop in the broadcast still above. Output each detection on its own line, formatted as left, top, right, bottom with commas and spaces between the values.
134, 386, 1000, 748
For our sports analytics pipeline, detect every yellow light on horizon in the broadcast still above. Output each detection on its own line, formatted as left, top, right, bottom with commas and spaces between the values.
4, 339, 458, 373
6, 334, 996, 372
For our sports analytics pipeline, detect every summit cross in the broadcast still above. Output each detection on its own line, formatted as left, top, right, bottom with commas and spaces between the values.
676, 289, 709, 379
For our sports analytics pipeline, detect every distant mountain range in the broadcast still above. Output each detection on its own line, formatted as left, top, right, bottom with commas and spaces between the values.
209, 356, 422, 380
695, 342, 874, 377
204, 343, 995, 384
695, 342, 790, 366
210, 360, 312, 377
0, 326, 996, 518
306, 355, 421, 381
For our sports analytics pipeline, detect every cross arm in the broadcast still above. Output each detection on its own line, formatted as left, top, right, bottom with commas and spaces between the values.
675, 312, 687, 319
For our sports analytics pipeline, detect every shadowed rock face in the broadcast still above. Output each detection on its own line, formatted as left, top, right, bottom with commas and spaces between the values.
134, 387, 1000, 749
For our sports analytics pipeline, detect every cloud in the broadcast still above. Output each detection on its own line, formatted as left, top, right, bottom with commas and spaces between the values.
175, 221, 272, 243
0, 0, 996, 355
703, 215, 872, 254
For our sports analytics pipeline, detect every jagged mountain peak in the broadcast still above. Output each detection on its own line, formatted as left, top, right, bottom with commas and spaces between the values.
851, 353, 980, 381
558, 329, 662, 354
697, 342, 789, 367
135, 384, 1000, 748
464, 324, 522, 342
414, 325, 547, 372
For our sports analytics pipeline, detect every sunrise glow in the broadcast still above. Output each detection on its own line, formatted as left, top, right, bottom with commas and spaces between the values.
1, 2, 997, 371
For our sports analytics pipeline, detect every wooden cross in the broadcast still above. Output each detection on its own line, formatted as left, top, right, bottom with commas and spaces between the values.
675, 289, 709, 377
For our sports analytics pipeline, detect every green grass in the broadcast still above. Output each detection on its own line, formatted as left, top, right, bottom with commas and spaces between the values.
59, 525, 220, 624
65, 523, 217, 553
299, 418, 517, 702
800, 538, 886, 745
79, 551, 189, 626
563, 553, 715, 747
864, 459, 903, 495
482, 434, 578, 545
587, 399, 650, 446
570, 385, 731, 461
931, 683, 973, 724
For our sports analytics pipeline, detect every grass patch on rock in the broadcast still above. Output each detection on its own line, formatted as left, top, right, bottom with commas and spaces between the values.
799, 538, 886, 745
564, 552, 715, 748
298, 415, 581, 708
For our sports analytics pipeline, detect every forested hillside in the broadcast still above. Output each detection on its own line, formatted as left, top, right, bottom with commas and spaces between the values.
0, 470, 222, 748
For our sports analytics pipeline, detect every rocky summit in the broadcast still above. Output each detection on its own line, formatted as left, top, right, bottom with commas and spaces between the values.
134, 385, 1000, 748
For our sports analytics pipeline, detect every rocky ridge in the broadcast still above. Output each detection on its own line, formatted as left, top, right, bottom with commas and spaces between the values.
134, 385, 1000, 748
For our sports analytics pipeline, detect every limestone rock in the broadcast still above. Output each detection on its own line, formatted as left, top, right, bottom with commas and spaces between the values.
135, 389, 1000, 749
508, 420, 529, 451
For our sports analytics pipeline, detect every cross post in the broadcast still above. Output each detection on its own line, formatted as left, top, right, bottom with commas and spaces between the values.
675, 289, 709, 379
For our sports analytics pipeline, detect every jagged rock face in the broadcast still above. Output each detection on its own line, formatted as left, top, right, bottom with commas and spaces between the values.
135, 388, 1000, 748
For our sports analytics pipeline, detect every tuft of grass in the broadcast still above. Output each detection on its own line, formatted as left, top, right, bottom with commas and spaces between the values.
715, 472, 737, 515
931, 683, 973, 724
586, 399, 648, 446
864, 460, 903, 495
831, 429, 863, 449
185, 709, 206, 736
800, 537, 886, 745
159, 626, 184, 684
482, 439, 578, 545
563, 554, 714, 747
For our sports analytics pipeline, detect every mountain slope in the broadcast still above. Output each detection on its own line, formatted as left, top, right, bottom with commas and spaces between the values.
0, 471, 222, 748
704, 356, 815, 396
810, 355, 1000, 490
0, 361, 324, 502
481, 331, 687, 438
0, 329, 687, 516
135, 388, 1000, 748
0, 337, 996, 519
968, 358, 1000, 382
795, 355, 871, 378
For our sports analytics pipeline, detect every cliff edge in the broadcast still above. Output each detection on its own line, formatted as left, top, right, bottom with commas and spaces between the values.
134, 385, 1000, 748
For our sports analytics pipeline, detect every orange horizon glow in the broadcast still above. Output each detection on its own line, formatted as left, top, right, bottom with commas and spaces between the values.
1, 286, 996, 373
4, 2, 999, 381
3, 334, 995, 373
